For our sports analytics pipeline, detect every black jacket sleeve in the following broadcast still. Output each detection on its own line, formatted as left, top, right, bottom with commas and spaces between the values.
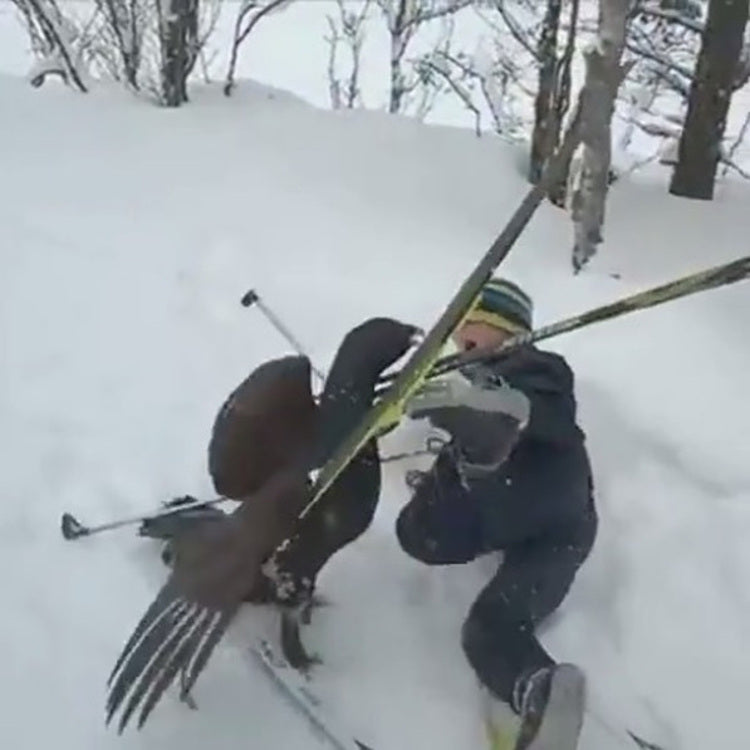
492, 346, 581, 446
406, 347, 590, 550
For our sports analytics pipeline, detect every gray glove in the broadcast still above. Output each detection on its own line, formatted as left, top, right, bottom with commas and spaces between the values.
405, 375, 530, 475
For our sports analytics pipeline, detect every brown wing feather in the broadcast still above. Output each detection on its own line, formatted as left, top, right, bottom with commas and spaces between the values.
106, 465, 311, 731
208, 355, 318, 499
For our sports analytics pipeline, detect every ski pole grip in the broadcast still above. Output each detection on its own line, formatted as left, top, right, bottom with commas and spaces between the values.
241, 289, 259, 307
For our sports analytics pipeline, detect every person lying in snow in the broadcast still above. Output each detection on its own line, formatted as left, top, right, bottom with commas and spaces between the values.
398, 277, 597, 747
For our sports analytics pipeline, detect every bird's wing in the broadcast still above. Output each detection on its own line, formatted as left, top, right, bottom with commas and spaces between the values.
106, 470, 309, 732
209, 355, 318, 499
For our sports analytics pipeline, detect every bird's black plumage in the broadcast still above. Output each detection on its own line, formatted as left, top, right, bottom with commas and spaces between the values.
105, 318, 418, 731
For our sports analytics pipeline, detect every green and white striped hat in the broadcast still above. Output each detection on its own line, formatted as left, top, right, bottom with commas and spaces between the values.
465, 277, 533, 334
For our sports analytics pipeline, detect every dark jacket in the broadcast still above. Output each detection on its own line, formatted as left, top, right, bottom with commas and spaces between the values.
407, 345, 594, 559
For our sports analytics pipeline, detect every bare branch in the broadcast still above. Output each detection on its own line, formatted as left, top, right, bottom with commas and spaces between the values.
722, 110, 750, 176
625, 37, 695, 82
720, 156, 750, 180
21, 0, 89, 91
375, 0, 471, 114
474, 1, 540, 60
225, 0, 296, 97
410, 0, 473, 25
420, 56, 483, 136
325, 0, 372, 109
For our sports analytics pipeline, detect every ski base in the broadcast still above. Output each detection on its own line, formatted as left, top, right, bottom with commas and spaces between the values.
251, 639, 373, 750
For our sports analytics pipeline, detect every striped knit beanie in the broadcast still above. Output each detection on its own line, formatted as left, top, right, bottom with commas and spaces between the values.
465, 277, 533, 334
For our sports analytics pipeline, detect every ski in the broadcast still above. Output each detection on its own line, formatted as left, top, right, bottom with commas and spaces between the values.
274, 102, 584, 545
428, 254, 750, 381
251, 639, 373, 750
376, 253, 750, 393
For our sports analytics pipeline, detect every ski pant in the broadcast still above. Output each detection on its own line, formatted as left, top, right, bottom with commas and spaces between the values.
395, 494, 597, 709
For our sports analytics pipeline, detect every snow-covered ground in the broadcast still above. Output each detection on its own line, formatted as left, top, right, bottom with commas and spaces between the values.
2, 13, 750, 750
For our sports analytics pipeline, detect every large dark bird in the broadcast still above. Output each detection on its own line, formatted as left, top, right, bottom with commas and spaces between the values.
264, 317, 423, 667
105, 318, 419, 732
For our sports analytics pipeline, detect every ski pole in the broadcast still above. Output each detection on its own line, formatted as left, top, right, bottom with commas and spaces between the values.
241, 288, 325, 386
60, 496, 230, 541
59, 441, 433, 541
377, 254, 750, 394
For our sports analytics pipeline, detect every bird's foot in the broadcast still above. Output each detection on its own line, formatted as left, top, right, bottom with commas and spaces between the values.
280, 605, 322, 672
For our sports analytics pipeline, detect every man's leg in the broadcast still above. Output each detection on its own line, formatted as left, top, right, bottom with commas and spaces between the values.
461, 505, 597, 709
395, 474, 483, 565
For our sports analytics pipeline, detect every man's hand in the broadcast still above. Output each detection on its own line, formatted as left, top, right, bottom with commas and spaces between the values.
404, 376, 530, 474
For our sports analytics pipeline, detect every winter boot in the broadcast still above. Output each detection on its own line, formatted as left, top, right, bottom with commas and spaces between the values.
511, 664, 586, 750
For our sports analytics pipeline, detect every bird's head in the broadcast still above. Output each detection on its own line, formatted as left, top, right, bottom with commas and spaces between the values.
324, 317, 421, 393
314, 318, 420, 464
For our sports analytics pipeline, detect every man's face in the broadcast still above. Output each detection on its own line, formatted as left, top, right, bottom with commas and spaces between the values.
452, 321, 513, 353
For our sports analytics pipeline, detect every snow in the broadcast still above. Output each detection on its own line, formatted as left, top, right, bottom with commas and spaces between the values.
1, 13, 750, 750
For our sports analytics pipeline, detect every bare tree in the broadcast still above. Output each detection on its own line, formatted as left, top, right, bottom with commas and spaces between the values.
669, 0, 750, 199
529, 0, 580, 184
416, 47, 485, 134
624, 0, 703, 100
158, 0, 199, 106
571, 0, 633, 272
374, 0, 472, 114
11, 0, 89, 91
93, 0, 145, 89
325, 0, 372, 109
529, 0, 563, 182
423, 1, 581, 174
403, 15, 461, 120
418, 4, 539, 139
12, 0, 220, 104
535, 0, 581, 203
594, 0, 750, 186
225, 0, 296, 97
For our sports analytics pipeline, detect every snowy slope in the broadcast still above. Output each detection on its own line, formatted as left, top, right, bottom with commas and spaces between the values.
1, 73, 749, 750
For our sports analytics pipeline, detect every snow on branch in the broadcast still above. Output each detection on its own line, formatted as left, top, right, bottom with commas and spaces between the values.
633, 1, 704, 33
13, 0, 89, 92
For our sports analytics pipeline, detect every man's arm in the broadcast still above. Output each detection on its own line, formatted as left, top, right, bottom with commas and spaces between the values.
401, 347, 585, 548
494, 347, 581, 446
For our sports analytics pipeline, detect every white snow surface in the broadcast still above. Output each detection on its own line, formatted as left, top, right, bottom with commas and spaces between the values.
1, 74, 749, 750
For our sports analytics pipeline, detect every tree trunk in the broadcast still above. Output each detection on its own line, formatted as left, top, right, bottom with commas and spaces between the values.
669, 0, 749, 200
161, 0, 198, 107
571, 0, 630, 272
529, 0, 563, 183
388, 0, 409, 114
548, 0, 581, 205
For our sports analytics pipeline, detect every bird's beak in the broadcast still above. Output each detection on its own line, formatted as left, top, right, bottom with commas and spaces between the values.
409, 327, 425, 347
